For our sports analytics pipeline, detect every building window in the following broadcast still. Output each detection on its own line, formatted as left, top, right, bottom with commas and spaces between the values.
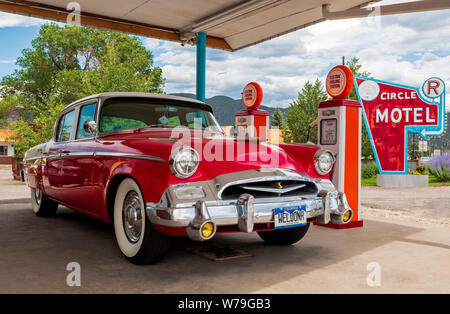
0, 146, 7, 156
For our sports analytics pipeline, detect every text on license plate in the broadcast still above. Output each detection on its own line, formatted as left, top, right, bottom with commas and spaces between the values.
274, 205, 307, 229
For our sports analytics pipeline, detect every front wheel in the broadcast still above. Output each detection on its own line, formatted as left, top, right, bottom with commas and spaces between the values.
258, 224, 310, 245
113, 178, 171, 265
31, 187, 58, 217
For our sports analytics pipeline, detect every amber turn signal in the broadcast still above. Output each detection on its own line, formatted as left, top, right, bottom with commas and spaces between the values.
201, 221, 216, 239
342, 210, 352, 223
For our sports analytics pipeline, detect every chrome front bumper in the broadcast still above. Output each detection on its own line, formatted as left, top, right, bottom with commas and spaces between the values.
145, 169, 353, 241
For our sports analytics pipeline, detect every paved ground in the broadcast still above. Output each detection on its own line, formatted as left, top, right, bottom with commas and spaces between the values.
0, 165, 449, 293
0, 165, 29, 202
362, 186, 450, 219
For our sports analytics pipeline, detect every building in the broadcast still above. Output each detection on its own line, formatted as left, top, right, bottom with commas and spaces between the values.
0, 129, 16, 164
427, 112, 450, 154
221, 126, 284, 143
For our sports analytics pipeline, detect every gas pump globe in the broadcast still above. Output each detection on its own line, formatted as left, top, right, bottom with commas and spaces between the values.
235, 82, 269, 140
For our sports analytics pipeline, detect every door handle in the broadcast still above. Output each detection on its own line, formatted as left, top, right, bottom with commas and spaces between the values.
58, 150, 70, 154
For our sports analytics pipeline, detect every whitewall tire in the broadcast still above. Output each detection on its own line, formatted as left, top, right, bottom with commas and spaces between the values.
31, 187, 58, 217
113, 178, 171, 265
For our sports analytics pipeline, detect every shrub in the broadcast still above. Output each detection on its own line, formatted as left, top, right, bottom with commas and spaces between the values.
429, 154, 450, 182
415, 165, 427, 175
361, 162, 379, 179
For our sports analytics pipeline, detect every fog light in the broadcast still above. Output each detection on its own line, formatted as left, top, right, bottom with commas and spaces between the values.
201, 221, 216, 239
342, 210, 352, 223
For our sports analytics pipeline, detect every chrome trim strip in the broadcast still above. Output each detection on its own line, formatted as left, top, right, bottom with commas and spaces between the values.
66, 152, 95, 157
94, 152, 166, 162
148, 137, 180, 143
25, 152, 165, 163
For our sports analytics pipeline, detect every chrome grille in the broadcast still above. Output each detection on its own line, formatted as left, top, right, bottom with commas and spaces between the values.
220, 179, 318, 200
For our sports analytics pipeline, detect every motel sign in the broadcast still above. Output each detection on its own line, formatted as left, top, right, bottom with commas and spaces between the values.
355, 77, 446, 174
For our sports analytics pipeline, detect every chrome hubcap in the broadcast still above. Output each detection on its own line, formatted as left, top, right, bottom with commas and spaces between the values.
122, 191, 142, 243
34, 189, 42, 206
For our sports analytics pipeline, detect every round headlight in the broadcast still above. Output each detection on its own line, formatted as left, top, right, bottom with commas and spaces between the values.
314, 150, 335, 175
169, 147, 199, 179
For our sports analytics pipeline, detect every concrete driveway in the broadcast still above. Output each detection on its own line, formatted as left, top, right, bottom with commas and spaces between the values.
0, 203, 449, 293
0, 165, 29, 202
0, 165, 449, 293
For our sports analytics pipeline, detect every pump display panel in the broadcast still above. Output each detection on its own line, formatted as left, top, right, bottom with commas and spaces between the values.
320, 118, 337, 145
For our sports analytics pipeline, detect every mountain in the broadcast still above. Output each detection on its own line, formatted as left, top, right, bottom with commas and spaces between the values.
171, 93, 286, 126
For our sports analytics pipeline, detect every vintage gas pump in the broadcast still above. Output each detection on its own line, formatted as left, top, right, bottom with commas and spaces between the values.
316, 65, 363, 228
235, 82, 269, 140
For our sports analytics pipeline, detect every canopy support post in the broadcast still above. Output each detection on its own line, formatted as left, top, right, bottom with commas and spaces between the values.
196, 32, 206, 102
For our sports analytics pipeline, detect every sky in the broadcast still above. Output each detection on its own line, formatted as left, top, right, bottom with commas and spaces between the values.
0, 1, 449, 110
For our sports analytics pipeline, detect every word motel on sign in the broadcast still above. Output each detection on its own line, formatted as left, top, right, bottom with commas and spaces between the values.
376, 106, 436, 124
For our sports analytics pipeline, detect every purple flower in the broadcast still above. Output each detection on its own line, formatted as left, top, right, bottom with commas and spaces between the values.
429, 153, 450, 182
430, 153, 450, 170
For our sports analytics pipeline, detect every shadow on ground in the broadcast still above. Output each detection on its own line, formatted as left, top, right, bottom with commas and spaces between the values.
0, 204, 422, 293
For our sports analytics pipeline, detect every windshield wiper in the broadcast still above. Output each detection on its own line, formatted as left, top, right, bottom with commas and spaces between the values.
134, 124, 172, 132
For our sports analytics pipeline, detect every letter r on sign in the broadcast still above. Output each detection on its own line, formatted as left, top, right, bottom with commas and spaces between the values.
427, 80, 440, 96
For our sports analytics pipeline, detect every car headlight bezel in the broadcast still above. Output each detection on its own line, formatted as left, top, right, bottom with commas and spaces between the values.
314, 150, 335, 176
169, 146, 200, 179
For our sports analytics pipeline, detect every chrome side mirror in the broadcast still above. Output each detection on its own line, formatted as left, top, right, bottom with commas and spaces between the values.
83, 120, 97, 136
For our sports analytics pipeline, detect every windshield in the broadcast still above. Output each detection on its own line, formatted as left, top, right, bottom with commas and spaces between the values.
99, 98, 222, 133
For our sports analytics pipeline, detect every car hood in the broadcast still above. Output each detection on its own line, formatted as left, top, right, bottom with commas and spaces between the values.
99, 129, 322, 181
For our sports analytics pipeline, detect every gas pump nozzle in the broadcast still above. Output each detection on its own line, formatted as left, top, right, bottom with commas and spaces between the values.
306, 118, 318, 144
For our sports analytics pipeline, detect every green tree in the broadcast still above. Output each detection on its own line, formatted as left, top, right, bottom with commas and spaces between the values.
283, 79, 328, 143
9, 99, 65, 158
1, 23, 164, 115
0, 94, 23, 127
270, 107, 284, 128
346, 57, 374, 158
1, 23, 165, 157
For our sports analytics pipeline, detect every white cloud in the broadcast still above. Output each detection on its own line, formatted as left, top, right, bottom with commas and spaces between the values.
145, 38, 160, 50
149, 10, 450, 110
0, 12, 44, 28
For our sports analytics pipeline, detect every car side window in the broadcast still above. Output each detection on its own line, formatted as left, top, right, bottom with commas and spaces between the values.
76, 103, 97, 139
56, 110, 75, 142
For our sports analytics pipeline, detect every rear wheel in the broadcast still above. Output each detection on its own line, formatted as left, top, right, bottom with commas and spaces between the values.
113, 178, 171, 265
258, 224, 310, 245
31, 187, 58, 217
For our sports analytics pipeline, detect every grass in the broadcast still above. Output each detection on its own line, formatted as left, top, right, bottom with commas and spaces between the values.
361, 177, 377, 186
428, 175, 450, 186
361, 174, 450, 187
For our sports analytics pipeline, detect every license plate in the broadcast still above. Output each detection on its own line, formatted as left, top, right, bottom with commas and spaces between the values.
274, 205, 307, 229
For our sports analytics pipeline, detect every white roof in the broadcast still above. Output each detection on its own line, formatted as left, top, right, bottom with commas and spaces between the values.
2, 1, 448, 51
0, 0, 377, 51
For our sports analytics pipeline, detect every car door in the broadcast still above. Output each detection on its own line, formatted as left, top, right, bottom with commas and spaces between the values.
59, 102, 100, 213
43, 109, 76, 201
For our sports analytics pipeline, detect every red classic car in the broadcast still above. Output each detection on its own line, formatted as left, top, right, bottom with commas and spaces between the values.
23, 93, 353, 264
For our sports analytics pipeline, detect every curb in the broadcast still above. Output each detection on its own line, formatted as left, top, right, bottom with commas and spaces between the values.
0, 198, 31, 205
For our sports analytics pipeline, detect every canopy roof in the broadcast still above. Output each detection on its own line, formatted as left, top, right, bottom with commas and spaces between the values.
0, 0, 448, 51
0, 0, 376, 51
